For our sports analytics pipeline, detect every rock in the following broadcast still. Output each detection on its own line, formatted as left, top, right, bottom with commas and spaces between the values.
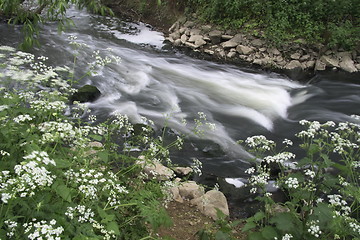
315, 60, 326, 71
320, 55, 339, 68
356, 64, 360, 71
180, 34, 188, 44
184, 21, 195, 28
142, 161, 175, 181
267, 48, 280, 55
253, 59, 263, 65
165, 37, 174, 43
236, 45, 253, 55
194, 38, 207, 48
305, 60, 315, 69
216, 48, 226, 58
201, 25, 212, 33
184, 42, 197, 49
339, 55, 357, 73
169, 31, 181, 41
190, 29, 201, 36
221, 40, 238, 49
170, 186, 183, 203
174, 39, 182, 47
70, 85, 101, 103
178, 181, 205, 200
204, 49, 215, 55
285, 60, 303, 70
250, 39, 264, 47
300, 54, 311, 61
230, 33, 245, 44
188, 34, 203, 43
184, 29, 190, 36
179, 27, 187, 34
208, 30, 222, 44
173, 167, 193, 176
290, 52, 301, 60
275, 56, 284, 62
221, 35, 233, 40
169, 21, 180, 32
227, 51, 236, 58
191, 190, 229, 220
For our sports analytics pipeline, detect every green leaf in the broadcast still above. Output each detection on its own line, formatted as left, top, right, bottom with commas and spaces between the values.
320, 153, 333, 167
97, 207, 115, 224
215, 231, 230, 240
261, 226, 278, 240
97, 151, 109, 163
269, 212, 299, 233
313, 203, 333, 224
242, 221, 257, 232
90, 134, 102, 142
253, 211, 265, 221
55, 158, 72, 168
52, 180, 72, 202
248, 232, 266, 240
107, 221, 120, 235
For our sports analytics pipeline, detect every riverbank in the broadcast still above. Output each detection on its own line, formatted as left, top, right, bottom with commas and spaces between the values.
104, 1, 360, 79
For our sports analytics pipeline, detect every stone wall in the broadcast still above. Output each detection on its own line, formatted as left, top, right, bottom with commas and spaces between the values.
166, 17, 360, 74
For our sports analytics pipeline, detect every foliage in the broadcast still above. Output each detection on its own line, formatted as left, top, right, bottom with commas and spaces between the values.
185, 0, 360, 49
239, 119, 360, 239
0, 41, 196, 239
0, 0, 113, 49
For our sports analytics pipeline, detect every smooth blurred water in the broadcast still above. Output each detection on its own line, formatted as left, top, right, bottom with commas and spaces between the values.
1, 7, 359, 179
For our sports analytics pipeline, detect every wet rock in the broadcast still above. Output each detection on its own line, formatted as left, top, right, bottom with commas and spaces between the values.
204, 49, 215, 55
221, 40, 238, 49
320, 55, 339, 68
339, 55, 357, 72
191, 190, 229, 220
184, 42, 197, 49
356, 64, 360, 71
178, 181, 205, 200
208, 30, 222, 44
236, 45, 253, 55
70, 85, 101, 103
179, 27, 187, 34
285, 60, 302, 70
315, 60, 326, 71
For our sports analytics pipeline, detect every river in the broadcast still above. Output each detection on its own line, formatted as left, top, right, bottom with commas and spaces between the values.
1, 7, 359, 182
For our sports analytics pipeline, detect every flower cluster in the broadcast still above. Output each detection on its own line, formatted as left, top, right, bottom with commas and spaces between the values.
1, 151, 56, 203
307, 220, 322, 237
263, 152, 296, 164
274, 233, 293, 240
23, 219, 64, 240
191, 158, 203, 176
245, 135, 275, 151
284, 177, 299, 189
64, 168, 128, 206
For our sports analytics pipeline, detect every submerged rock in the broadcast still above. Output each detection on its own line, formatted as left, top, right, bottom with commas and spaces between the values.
70, 85, 101, 103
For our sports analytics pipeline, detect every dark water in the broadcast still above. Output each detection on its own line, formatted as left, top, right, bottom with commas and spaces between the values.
1, 8, 359, 182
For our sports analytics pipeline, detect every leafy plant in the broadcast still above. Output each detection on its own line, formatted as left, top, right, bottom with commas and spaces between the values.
240, 119, 360, 239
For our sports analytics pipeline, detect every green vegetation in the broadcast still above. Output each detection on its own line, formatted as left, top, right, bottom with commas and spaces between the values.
0, 0, 113, 49
239, 120, 360, 239
0, 42, 187, 239
185, 0, 360, 50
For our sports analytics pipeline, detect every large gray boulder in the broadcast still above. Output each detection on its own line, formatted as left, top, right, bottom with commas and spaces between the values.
339, 55, 357, 73
140, 161, 175, 181
320, 55, 340, 68
190, 190, 229, 220
188, 34, 203, 43
70, 85, 101, 103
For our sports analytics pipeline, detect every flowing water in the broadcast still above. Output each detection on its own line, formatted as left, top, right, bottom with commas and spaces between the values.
1, 7, 359, 181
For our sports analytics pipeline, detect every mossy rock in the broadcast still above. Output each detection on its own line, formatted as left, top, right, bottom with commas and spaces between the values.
70, 85, 101, 103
